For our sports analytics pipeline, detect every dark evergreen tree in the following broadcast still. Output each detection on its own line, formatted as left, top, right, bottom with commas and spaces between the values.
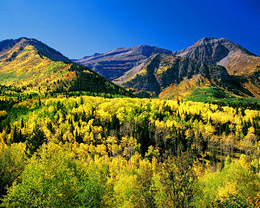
12, 125, 19, 143
80, 96, 84, 105
25, 124, 47, 157
21, 118, 24, 128
38, 97, 41, 106
18, 129, 25, 143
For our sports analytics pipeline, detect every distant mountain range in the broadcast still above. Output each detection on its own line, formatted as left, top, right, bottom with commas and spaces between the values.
0, 37, 259, 100
0, 37, 130, 96
75, 37, 260, 98
75, 45, 172, 81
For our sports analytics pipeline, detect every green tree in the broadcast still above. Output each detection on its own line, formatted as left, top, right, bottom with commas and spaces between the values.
153, 153, 196, 208
25, 124, 47, 157
0, 143, 27, 198
193, 155, 260, 207
1, 143, 107, 208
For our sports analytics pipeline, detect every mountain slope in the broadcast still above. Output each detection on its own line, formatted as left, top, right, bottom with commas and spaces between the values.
121, 54, 231, 97
75, 45, 172, 81
0, 37, 131, 96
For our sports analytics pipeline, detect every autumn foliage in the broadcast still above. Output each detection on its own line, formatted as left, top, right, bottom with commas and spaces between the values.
0, 95, 260, 207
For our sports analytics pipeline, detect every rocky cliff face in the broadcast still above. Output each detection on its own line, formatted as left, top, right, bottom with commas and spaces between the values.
173, 37, 253, 64
75, 45, 172, 81
122, 54, 230, 97
172, 37, 260, 75
171, 37, 260, 98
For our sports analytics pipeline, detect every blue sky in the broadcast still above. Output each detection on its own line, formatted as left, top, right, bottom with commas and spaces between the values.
0, 0, 260, 58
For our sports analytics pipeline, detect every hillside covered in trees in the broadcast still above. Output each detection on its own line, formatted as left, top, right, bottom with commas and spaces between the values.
0, 38, 131, 97
0, 94, 260, 207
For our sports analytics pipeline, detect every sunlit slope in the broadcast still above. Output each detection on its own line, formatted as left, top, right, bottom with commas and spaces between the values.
158, 74, 211, 99
0, 38, 130, 96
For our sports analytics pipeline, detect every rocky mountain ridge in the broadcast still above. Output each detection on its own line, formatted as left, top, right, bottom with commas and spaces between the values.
75, 45, 172, 81
121, 54, 231, 97
173, 37, 260, 75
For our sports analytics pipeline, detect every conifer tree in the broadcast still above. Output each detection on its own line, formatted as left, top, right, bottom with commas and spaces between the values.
26, 124, 46, 157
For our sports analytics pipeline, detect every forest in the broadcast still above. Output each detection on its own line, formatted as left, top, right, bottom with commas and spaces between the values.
0, 94, 260, 207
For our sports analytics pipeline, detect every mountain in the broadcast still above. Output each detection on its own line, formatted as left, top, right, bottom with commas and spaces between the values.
75, 37, 260, 99
172, 37, 260, 98
75, 38, 260, 81
75, 45, 172, 81
172, 37, 260, 75
0, 37, 70, 62
121, 53, 231, 98
0, 37, 131, 96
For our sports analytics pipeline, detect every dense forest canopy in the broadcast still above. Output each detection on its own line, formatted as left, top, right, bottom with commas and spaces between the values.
0, 94, 260, 207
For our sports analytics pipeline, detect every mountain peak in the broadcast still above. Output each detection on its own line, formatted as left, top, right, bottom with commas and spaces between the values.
198, 37, 216, 42
196, 37, 229, 42
173, 37, 256, 65
193, 37, 235, 47
0, 37, 70, 62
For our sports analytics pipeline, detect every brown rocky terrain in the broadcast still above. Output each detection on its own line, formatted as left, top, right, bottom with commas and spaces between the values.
75, 45, 172, 81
